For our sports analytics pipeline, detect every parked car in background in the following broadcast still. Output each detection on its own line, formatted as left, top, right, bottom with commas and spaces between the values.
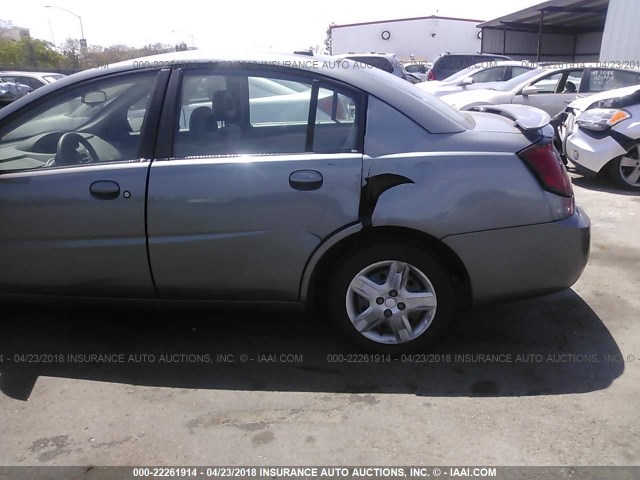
426, 53, 512, 81
333, 53, 409, 81
0, 50, 590, 353
404, 62, 432, 82
558, 85, 640, 190
417, 61, 535, 97
0, 78, 31, 108
0, 71, 66, 92
441, 65, 640, 116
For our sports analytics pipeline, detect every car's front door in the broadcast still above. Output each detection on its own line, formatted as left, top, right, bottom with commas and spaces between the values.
513, 70, 584, 116
0, 70, 167, 297
147, 68, 365, 301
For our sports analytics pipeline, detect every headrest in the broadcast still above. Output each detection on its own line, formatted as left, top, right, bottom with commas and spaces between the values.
212, 90, 237, 122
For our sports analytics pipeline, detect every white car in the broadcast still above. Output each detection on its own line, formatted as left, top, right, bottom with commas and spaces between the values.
560, 85, 640, 190
441, 65, 640, 116
416, 61, 535, 97
0, 71, 65, 92
404, 62, 432, 82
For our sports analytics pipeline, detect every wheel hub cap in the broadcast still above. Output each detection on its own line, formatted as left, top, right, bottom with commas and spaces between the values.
345, 260, 438, 345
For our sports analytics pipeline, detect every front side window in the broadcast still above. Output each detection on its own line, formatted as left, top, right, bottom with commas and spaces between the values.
530, 72, 563, 93
0, 72, 157, 173
563, 70, 583, 93
173, 70, 362, 158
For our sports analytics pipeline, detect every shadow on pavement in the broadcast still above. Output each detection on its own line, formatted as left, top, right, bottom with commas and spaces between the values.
0, 289, 624, 401
571, 173, 640, 196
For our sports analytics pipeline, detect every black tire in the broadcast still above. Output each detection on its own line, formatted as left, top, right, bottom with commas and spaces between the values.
327, 242, 455, 354
608, 147, 640, 191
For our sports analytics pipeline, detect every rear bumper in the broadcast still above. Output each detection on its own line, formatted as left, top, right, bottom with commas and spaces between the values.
443, 207, 591, 305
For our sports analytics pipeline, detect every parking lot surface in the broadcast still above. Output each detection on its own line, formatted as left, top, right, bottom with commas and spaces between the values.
0, 173, 639, 466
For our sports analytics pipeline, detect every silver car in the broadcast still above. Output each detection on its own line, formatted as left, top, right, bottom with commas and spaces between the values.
417, 61, 535, 97
0, 51, 590, 353
442, 65, 640, 116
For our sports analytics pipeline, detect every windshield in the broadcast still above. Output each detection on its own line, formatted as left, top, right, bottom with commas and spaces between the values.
495, 69, 542, 91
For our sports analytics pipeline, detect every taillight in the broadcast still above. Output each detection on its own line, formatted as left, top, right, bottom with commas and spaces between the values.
427, 70, 436, 81
518, 141, 573, 198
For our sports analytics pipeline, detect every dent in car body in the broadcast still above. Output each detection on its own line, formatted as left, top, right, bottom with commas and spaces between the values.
363, 97, 556, 239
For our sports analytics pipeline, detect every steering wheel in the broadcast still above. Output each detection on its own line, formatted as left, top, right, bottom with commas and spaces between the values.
55, 132, 99, 166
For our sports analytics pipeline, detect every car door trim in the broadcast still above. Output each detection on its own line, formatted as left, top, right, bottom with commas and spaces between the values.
138, 68, 171, 160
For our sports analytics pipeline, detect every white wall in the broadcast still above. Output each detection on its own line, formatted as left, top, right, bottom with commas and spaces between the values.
600, 0, 640, 63
331, 17, 482, 62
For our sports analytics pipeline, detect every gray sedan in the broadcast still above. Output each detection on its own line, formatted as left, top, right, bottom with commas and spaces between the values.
0, 51, 590, 353
442, 65, 640, 116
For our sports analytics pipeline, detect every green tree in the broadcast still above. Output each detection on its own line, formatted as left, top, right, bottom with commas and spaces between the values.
0, 38, 64, 69
324, 23, 334, 55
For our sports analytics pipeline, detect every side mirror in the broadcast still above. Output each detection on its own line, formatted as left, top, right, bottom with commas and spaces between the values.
82, 90, 107, 105
458, 77, 474, 88
521, 85, 539, 96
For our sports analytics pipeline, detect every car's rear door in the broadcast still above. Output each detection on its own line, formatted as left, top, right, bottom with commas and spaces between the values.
146, 66, 365, 301
0, 69, 169, 297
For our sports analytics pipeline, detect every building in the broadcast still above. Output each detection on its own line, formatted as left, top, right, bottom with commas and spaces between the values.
330, 15, 483, 63
479, 0, 640, 63
600, 0, 640, 62
0, 26, 31, 42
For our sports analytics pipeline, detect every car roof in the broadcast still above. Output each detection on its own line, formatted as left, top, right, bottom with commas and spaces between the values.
538, 62, 640, 71
0, 71, 61, 76
504, 64, 640, 89
461, 60, 536, 70
437, 53, 511, 57
0, 50, 470, 134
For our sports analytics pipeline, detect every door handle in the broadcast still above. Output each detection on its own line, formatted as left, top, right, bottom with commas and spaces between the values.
289, 170, 323, 191
90, 180, 120, 200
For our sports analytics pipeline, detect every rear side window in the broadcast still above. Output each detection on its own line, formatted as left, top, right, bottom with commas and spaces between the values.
173, 70, 362, 157
585, 69, 640, 92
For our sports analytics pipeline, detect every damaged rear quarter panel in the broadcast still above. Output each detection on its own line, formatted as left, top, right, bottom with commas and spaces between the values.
363, 96, 555, 238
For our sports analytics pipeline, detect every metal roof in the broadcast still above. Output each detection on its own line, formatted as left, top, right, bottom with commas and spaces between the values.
478, 0, 610, 34
332, 15, 485, 30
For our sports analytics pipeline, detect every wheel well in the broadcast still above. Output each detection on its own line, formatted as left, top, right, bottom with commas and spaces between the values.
307, 226, 473, 311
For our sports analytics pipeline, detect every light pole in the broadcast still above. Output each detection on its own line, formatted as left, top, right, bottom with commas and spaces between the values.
45, 5, 87, 55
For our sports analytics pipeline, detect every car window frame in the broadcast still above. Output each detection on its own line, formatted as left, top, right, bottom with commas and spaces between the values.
159, 65, 368, 159
0, 68, 169, 175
